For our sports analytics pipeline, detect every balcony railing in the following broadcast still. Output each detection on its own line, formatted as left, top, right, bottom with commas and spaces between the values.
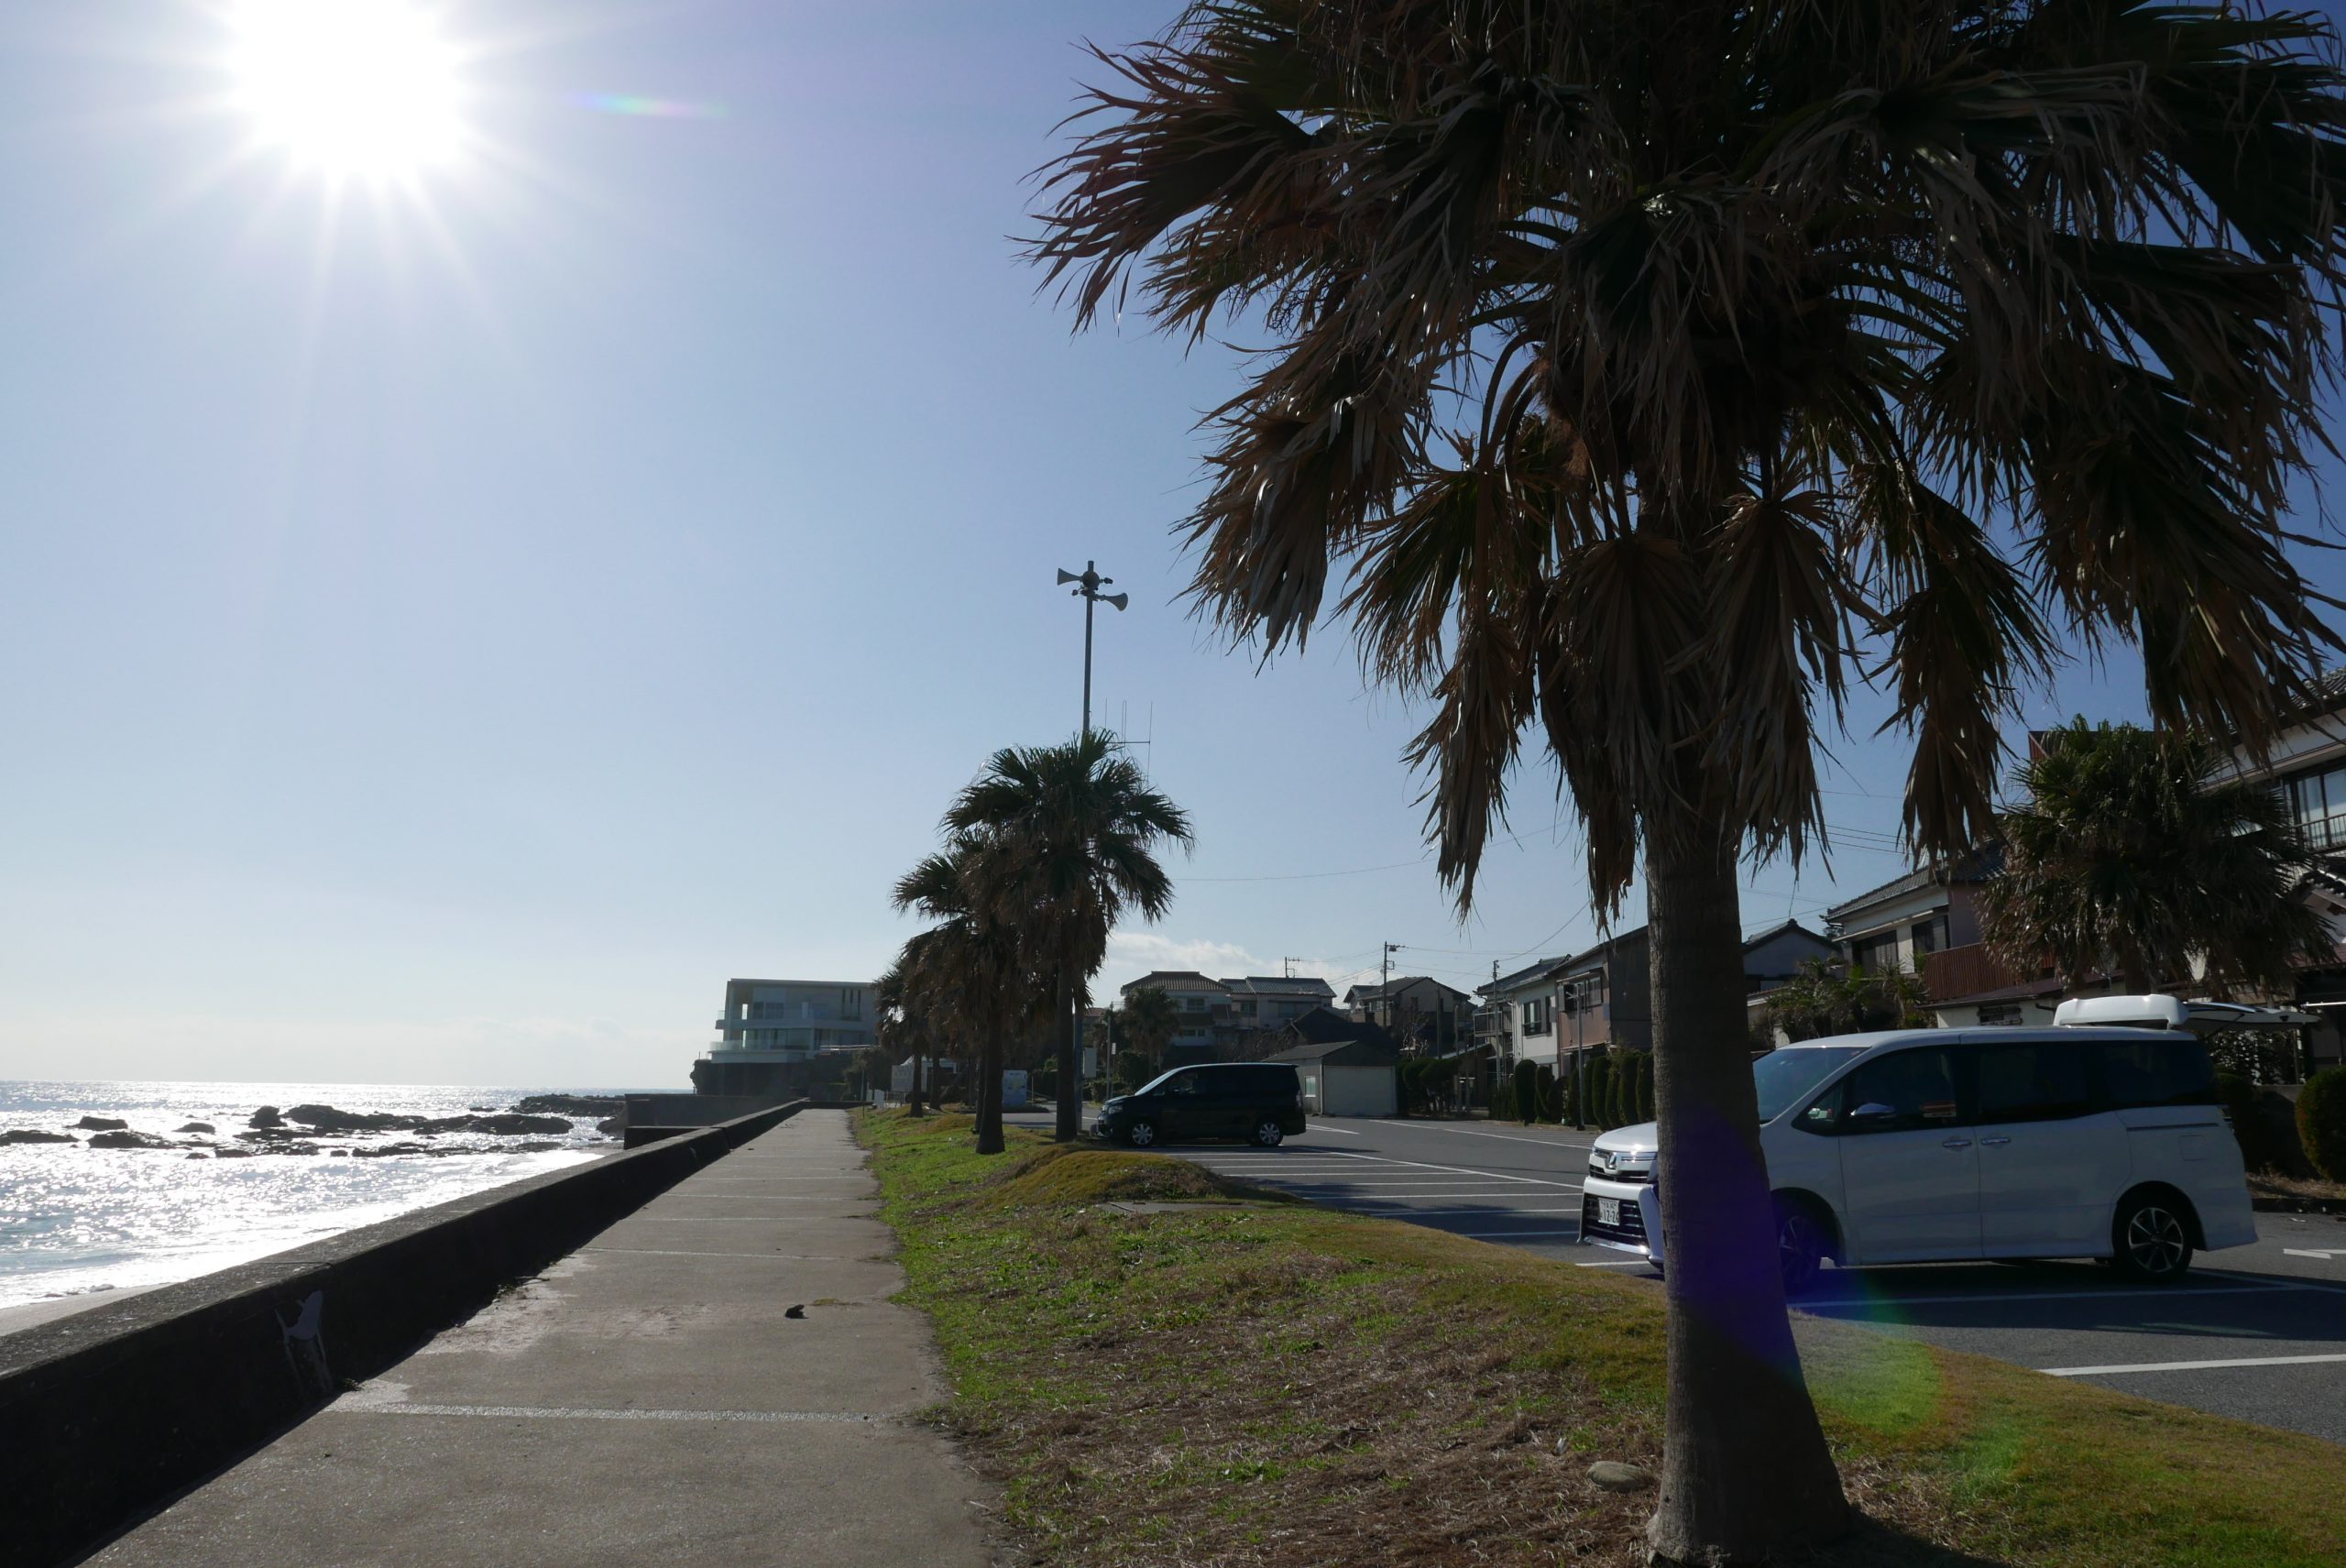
1922, 942, 2038, 1003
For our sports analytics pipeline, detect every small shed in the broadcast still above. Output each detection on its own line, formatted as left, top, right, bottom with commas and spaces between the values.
1271, 1035, 1402, 1117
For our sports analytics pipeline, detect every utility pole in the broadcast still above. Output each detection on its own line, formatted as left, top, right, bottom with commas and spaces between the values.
1052, 560, 1128, 1117
1055, 560, 1128, 737
1382, 942, 1401, 1036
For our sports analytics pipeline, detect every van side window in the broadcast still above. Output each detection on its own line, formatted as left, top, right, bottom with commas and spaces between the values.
1973, 1042, 2093, 1124
2095, 1039, 2217, 1109
1828, 1048, 1963, 1135
1165, 1071, 1204, 1097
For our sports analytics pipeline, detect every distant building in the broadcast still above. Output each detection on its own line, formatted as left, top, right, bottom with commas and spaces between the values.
1343, 976, 1476, 1052
696, 977, 878, 1096
1116, 970, 1336, 1056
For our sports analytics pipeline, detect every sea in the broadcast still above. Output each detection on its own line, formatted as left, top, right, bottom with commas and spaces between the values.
0, 1080, 641, 1311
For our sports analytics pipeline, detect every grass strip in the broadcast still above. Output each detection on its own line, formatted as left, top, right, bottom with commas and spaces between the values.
859, 1109, 2343, 1566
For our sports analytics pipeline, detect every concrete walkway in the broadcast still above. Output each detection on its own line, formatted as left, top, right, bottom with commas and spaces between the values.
90, 1112, 998, 1568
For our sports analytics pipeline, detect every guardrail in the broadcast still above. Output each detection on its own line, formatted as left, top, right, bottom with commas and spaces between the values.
0, 1099, 807, 1568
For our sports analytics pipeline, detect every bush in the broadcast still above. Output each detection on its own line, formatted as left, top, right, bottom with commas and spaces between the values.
1631, 1052, 1654, 1124
1560, 1062, 1580, 1127
2298, 1067, 2346, 1181
1534, 1063, 1559, 1123
1511, 1059, 1537, 1125
1587, 1055, 1616, 1131
2217, 1073, 2278, 1173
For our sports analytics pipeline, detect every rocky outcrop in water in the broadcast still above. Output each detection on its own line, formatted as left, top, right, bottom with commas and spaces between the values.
512, 1094, 623, 1115
89, 1129, 177, 1150
75, 1115, 128, 1132
175, 1122, 216, 1135
453, 1113, 573, 1135
273, 1104, 577, 1137
249, 1106, 284, 1128
285, 1104, 426, 1133
1, 1128, 77, 1145
597, 1115, 625, 1135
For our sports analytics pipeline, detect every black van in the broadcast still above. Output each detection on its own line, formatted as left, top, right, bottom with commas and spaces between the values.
1095, 1063, 1307, 1147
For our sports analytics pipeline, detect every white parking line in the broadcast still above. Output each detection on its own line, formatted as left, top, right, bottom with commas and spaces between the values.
1252, 1148, 1584, 1190
1302, 1124, 1362, 1136
1800, 1283, 2293, 1310
1347, 1206, 1582, 1218
1454, 1228, 1583, 1239
2282, 1248, 2345, 1260
1278, 1176, 1563, 1186
2045, 1353, 2346, 1377
1367, 1123, 1598, 1151
1577, 1258, 1650, 1268
1343, 1189, 1581, 1200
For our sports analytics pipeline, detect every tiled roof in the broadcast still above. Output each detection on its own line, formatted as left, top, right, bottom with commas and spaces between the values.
1222, 975, 1336, 997
1823, 843, 2003, 924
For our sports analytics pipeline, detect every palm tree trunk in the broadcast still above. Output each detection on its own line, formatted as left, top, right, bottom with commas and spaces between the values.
910, 1043, 926, 1117
975, 1029, 1005, 1155
1055, 967, 1080, 1142
1644, 830, 1848, 1563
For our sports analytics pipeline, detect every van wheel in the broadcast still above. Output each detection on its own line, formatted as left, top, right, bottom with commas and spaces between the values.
1252, 1119, 1285, 1148
2113, 1191, 2193, 1282
1124, 1120, 1157, 1148
1777, 1200, 1825, 1296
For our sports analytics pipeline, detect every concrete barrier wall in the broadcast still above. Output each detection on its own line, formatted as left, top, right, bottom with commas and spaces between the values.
0, 1100, 806, 1568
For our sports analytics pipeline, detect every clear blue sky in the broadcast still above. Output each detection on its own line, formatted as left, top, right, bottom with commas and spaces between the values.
2, 1, 2341, 1087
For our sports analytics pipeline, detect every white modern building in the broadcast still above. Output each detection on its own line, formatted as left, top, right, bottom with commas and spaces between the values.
708, 978, 878, 1062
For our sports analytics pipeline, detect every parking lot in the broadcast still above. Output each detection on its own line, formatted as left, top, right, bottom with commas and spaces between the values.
1016, 1109, 2346, 1444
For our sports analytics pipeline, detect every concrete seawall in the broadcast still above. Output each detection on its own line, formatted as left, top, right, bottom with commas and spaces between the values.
0, 1100, 806, 1568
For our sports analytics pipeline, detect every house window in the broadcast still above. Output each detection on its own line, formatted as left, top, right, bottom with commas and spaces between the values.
1522, 998, 1551, 1036
2287, 764, 2346, 851
1912, 916, 1947, 959
1852, 931, 1901, 974
1976, 1003, 2023, 1027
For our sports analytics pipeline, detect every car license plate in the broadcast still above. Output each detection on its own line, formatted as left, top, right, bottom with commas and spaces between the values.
1596, 1198, 1620, 1228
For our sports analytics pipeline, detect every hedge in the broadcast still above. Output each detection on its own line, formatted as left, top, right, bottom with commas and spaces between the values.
2298, 1066, 2346, 1181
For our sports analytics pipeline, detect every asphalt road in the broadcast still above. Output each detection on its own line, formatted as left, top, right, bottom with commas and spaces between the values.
1009, 1107, 2346, 1445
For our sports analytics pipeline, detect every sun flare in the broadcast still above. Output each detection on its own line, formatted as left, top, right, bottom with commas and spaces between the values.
230, 0, 464, 180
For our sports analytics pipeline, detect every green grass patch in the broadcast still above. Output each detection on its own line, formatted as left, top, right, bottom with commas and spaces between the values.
858, 1108, 2343, 1567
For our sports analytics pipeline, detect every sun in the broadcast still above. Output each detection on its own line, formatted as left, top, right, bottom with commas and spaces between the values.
229, 1, 465, 180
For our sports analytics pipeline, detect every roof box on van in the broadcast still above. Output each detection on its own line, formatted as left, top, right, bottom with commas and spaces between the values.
2053, 994, 2315, 1033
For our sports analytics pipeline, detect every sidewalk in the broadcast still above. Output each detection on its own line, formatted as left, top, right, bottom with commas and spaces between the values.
90, 1111, 997, 1568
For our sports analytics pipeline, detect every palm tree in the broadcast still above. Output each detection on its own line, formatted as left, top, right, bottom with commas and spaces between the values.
877, 945, 935, 1115
1981, 719, 2335, 995
946, 730, 1194, 1141
1118, 983, 1178, 1071
1032, 5, 2346, 1557
1763, 959, 1931, 1042
892, 833, 1045, 1155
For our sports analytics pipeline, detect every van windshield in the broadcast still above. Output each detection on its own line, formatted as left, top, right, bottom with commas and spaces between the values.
1133, 1068, 1191, 1097
1754, 1047, 1866, 1121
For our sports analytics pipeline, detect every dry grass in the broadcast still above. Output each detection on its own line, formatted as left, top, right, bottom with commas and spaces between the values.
860, 1110, 2343, 1568
2247, 1170, 2346, 1205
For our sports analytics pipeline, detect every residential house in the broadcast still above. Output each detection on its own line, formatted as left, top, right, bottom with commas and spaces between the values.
1116, 970, 1339, 1060
1550, 928, 1652, 1062
1478, 955, 1566, 1069
2226, 674, 2346, 1073
1225, 975, 1341, 1033
1474, 929, 1651, 1077
1738, 919, 1844, 1044
1118, 971, 1230, 1052
1343, 975, 1476, 1051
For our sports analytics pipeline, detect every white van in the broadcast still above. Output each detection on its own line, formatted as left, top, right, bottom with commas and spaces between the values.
1579, 1003, 2258, 1290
